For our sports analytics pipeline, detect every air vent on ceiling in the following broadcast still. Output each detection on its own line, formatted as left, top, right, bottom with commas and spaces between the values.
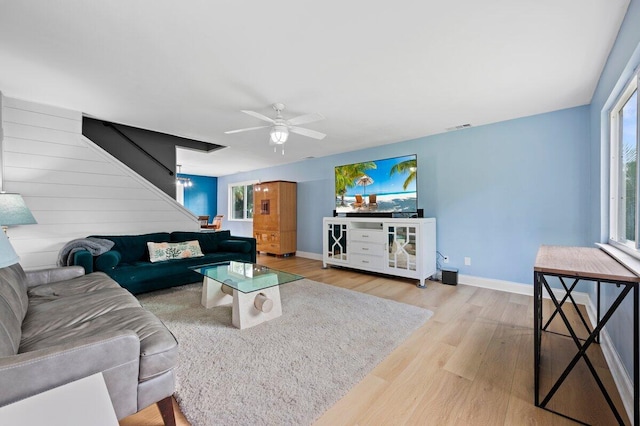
446, 123, 472, 131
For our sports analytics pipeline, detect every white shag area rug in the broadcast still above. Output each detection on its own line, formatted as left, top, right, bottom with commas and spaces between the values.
138, 279, 432, 426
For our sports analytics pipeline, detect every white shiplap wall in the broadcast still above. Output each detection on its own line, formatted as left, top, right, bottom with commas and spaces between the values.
1, 95, 199, 270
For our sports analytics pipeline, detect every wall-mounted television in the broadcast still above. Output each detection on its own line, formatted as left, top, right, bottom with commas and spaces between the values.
335, 154, 417, 215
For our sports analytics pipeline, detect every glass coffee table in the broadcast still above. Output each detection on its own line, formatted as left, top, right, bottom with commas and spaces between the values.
190, 261, 303, 329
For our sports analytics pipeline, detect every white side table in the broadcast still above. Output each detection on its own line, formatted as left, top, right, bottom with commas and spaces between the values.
0, 373, 118, 426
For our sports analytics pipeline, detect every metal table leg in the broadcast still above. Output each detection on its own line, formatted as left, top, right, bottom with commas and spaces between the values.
535, 273, 634, 424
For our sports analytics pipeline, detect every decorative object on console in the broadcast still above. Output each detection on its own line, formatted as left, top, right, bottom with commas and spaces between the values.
0, 192, 37, 233
253, 181, 297, 256
335, 154, 417, 215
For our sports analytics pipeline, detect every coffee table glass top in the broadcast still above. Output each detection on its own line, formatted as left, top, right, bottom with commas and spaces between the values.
190, 261, 303, 293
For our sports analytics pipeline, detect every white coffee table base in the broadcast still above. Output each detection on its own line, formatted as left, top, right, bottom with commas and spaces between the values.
201, 276, 282, 329
232, 285, 282, 329
201, 277, 233, 308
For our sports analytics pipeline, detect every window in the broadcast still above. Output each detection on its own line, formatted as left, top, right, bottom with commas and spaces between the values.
229, 181, 255, 220
610, 73, 639, 252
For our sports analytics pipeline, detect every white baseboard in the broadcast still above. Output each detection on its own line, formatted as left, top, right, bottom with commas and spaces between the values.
297, 256, 633, 417
297, 258, 591, 305
294, 257, 634, 419
585, 297, 634, 423
458, 274, 590, 306
460, 273, 633, 421
458, 275, 634, 419
294, 251, 323, 261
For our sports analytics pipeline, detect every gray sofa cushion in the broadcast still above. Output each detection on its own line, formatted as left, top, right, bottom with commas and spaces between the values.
0, 264, 29, 356
21, 288, 141, 340
18, 271, 178, 382
20, 306, 178, 381
27, 272, 120, 305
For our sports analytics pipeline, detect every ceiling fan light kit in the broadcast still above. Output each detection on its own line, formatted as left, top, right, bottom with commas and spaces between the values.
225, 103, 326, 155
270, 125, 289, 144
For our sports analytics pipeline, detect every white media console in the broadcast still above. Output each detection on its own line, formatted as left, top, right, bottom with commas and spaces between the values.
322, 217, 436, 287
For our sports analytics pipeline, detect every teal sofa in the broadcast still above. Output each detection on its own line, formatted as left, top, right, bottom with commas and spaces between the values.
71, 231, 256, 294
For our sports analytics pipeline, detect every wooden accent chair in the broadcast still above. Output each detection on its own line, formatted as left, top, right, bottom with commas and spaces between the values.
211, 215, 223, 230
198, 215, 211, 228
368, 194, 377, 208
353, 194, 364, 208
199, 214, 223, 230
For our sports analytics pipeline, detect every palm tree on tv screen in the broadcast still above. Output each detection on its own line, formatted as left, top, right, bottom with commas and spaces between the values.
335, 162, 376, 206
389, 158, 417, 190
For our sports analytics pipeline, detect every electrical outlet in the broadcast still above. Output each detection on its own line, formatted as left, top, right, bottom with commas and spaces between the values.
464, 257, 471, 266
443, 256, 449, 264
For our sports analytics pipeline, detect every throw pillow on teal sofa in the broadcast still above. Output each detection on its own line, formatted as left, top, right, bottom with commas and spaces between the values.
71, 231, 256, 294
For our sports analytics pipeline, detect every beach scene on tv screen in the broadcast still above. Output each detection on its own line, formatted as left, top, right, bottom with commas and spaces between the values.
335, 154, 417, 213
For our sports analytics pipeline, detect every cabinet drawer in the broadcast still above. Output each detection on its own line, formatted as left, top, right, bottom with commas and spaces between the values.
256, 241, 280, 249
351, 254, 384, 271
351, 242, 386, 256
255, 231, 280, 243
350, 229, 385, 244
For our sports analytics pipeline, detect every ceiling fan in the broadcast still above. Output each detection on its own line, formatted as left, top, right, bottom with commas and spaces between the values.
225, 103, 326, 154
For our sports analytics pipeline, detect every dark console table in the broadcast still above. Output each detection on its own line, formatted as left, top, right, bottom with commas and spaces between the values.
534, 245, 639, 425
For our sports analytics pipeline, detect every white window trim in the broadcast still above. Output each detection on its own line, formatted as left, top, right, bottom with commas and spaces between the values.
176, 183, 185, 206
228, 180, 258, 222
609, 72, 640, 258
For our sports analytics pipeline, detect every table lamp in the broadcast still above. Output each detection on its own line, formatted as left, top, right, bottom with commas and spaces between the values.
0, 192, 37, 233
0, 229, 20, 267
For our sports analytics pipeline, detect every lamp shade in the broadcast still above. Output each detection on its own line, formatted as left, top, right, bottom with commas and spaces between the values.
0, 229, 20, 268
0, 193, 37, 226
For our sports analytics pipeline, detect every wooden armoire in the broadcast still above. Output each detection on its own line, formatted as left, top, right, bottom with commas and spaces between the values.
253, 180, 297, 256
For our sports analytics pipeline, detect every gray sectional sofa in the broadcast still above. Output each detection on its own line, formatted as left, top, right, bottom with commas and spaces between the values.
0, 262, 178, 424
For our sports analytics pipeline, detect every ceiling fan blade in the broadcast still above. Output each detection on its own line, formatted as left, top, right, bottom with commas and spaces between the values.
241, 110, 275, 123
290, 126, 326, 140
224, 125, 270, 134
287, 112, 325, 126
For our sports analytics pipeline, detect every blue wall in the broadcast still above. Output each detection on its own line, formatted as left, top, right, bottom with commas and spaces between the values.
216, 0, 640, 402
588, 0, 640, 384
218, 105, 591, 285
179, 173, 218, 218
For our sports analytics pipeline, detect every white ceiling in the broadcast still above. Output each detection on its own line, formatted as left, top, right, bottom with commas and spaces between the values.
0, 1, 630, 176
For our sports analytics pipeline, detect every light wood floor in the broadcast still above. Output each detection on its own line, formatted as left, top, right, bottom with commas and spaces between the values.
121, 254, 629, 425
